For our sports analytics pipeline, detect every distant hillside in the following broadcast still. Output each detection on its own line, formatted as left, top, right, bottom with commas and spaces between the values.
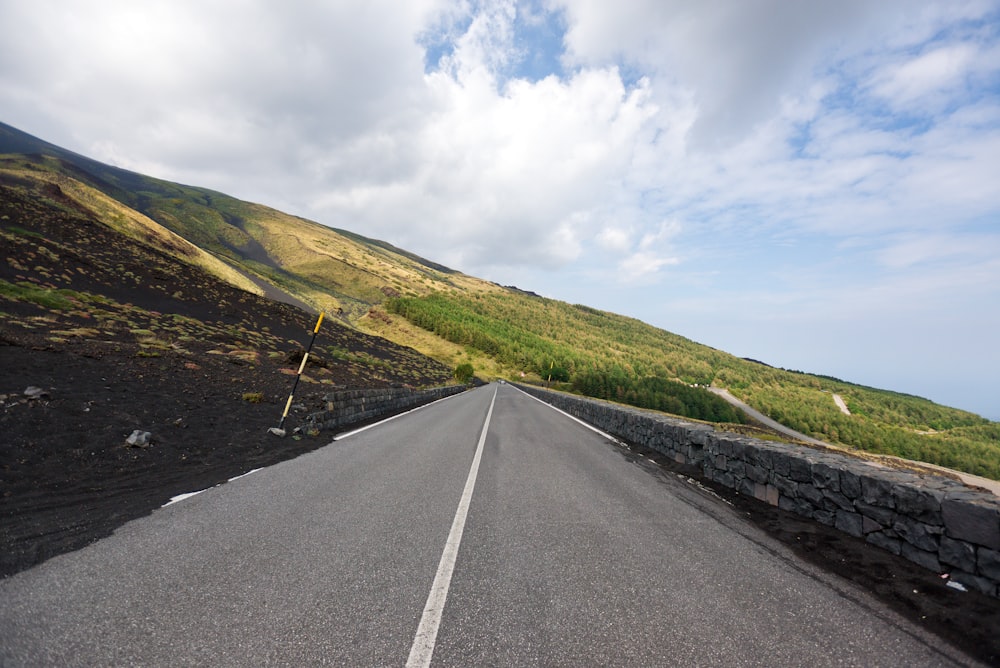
3, 120, 997, 480
382, 290, 1000, 480
0, 122, 493, 321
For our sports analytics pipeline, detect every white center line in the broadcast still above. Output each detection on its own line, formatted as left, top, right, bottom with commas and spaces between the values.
406, 385, 497, 668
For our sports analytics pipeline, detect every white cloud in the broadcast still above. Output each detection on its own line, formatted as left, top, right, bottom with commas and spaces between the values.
869, 42, 989, 111
596, 226, 632, 252
310, 43, 659, 271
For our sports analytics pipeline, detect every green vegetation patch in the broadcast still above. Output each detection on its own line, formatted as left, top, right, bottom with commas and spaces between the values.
0, 279, 76, 310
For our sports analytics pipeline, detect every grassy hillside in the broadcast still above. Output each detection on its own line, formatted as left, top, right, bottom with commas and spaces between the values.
385, 290, 1000, 480
0, 174, 453, 390
0, 122, 496, 321
0, 156, 263, 296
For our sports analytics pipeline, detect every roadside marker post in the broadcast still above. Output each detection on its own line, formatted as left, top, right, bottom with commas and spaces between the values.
269, 312, 324, 436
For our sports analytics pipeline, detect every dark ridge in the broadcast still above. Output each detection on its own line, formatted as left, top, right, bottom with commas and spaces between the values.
504, 285, 541, 297
331, 226, 457, 275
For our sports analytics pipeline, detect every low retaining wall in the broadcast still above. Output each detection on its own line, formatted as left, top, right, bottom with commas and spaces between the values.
516, 383, 1000, 598
304, 385, 466, 433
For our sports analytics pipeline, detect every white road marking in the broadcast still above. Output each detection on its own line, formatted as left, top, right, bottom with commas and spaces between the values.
406, 386, 497, 668
162, 490, 205, 507
510, 384, 625, 446
161, 468, 264, 507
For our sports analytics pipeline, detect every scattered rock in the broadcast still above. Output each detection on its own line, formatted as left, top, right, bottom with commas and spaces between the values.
126, 430, 152, 448
23, 386, 49, 400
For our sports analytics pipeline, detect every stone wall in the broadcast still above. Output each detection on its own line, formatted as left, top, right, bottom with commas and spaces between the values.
515, 383, 1000, 598
304, 385, 466, 433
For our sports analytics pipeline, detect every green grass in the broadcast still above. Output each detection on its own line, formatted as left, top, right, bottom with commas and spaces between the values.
0, 279, 76, 310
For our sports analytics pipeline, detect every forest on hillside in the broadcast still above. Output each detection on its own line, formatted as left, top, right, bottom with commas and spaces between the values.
387, 290, 1000, 480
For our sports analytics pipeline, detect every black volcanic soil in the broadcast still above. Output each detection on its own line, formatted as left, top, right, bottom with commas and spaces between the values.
2, 179, 999, 665
0, 179, 453, 577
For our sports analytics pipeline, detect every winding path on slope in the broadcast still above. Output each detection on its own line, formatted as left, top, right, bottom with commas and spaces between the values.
709, 387, 1000, 497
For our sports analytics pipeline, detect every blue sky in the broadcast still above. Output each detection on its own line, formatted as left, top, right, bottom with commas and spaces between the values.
1, 0, 999, 418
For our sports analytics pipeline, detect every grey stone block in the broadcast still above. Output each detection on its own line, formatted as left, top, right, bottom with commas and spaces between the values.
840, 468, 862, 499
942, 495, 1000, 550
771, 451, 791, 477
727, 458, 746, 478
713, 470, 735, 489
751, 447, 773, 471
866, 531, 902, 555
730, 440, 748, 460
798, 484, 824, 508
814, 509, 835, 526
835, 510, 864, 538
938, 535, 977, 573
769, 473, 798, 498
862, 516, 883, 535
979, 547, 1000, 581
854, 501, 895, 527
788, 457, 812, 483
746, 463, 769, 484
812, 462, 840, 492
860, 474, 896, 508
822, 489, 854, 512
901, 543, 941, 572
892, 484, 943, 525
778, 495, 814, 519
893, 516, 941, 552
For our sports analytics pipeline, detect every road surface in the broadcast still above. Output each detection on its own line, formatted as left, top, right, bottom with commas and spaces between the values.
0, 384, 978, 666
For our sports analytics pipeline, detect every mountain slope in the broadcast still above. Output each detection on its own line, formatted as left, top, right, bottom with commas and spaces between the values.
0, 121, 496, 320
0, 162, 461, 576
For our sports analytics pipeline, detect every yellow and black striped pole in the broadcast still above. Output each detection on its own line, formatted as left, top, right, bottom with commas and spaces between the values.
271, 312, 324, 435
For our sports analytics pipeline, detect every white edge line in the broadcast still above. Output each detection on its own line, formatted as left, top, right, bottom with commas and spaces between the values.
228, 467, 263, 482
509, 384, 624, 446
162, 391, 467, 509
333, 391, 464, 441
161, 467, 264, 508
406, 385, 497, 668
162, 490, 205, 507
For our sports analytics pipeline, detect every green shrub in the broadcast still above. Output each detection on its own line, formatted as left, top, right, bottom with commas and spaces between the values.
454, 363, 475, 384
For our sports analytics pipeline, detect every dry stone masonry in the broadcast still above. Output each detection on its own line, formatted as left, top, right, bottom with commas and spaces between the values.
516, 383, 1000, 598
304, 385, 466, 434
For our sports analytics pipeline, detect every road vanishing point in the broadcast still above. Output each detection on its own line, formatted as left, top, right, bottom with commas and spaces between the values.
0, 384, 979, 666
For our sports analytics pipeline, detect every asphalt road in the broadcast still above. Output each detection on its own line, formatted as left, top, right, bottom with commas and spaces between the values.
0, 384, 981, 666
